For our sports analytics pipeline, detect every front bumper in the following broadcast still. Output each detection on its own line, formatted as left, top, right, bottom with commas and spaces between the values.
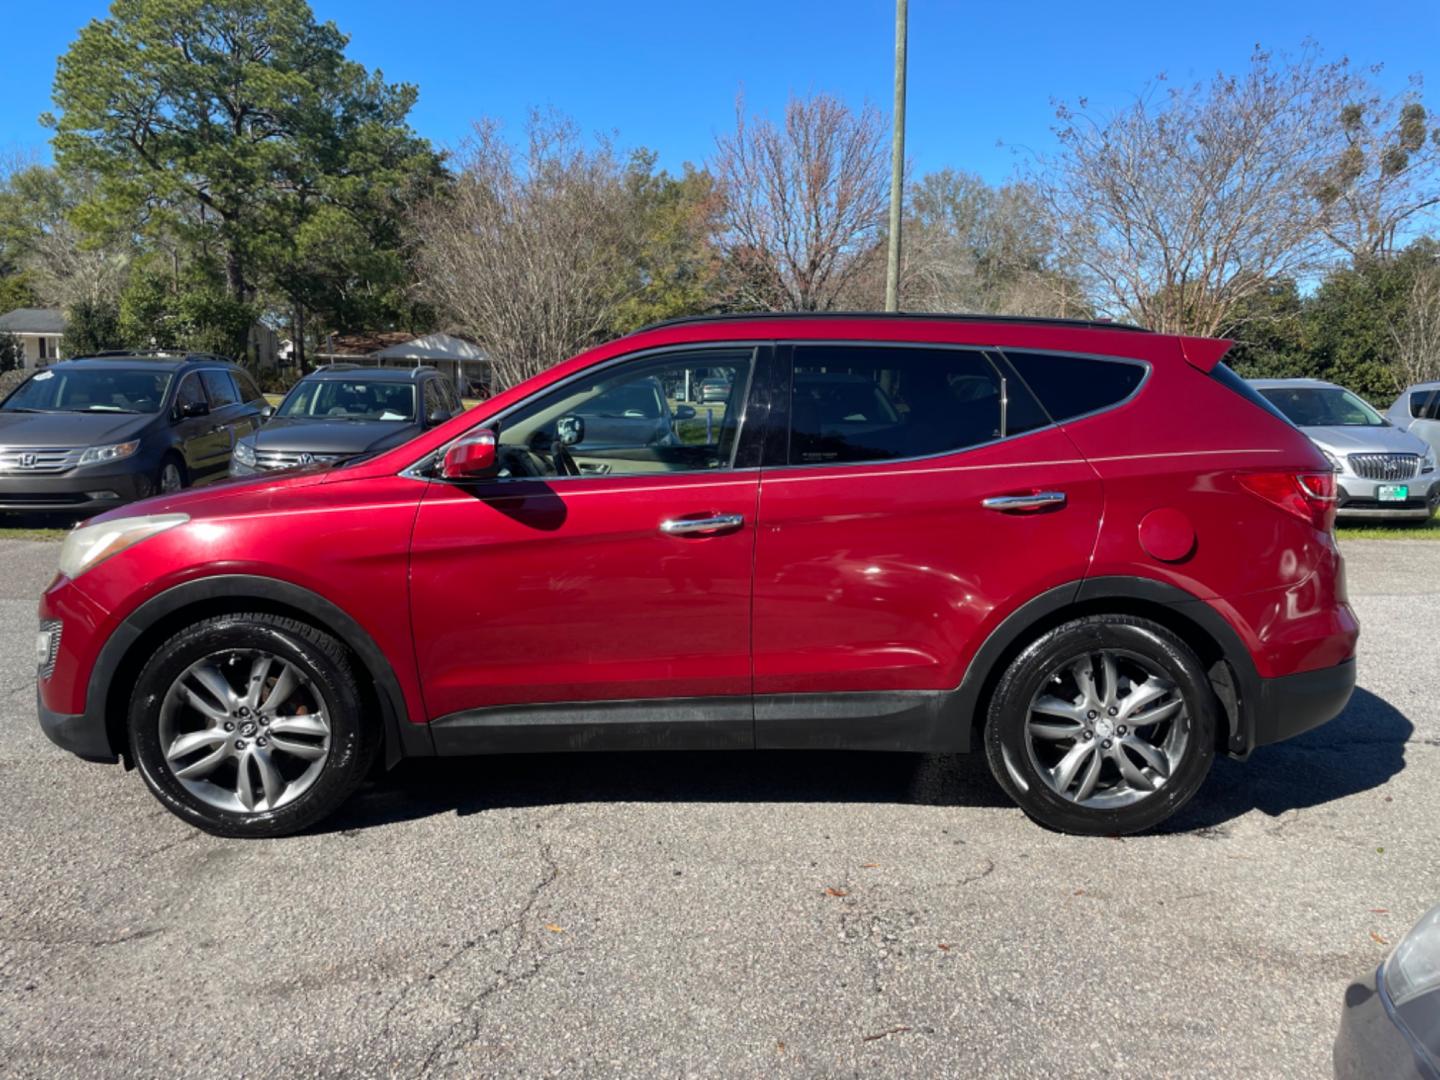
37, 686, 117, 763
0, 465, 152, 513
1251, 656, 1356, 748
1334, 967, 1439, 1080
1336, 476, 1440, 521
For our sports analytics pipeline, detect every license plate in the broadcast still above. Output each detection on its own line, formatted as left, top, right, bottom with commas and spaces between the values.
1377, 484, 1409, 502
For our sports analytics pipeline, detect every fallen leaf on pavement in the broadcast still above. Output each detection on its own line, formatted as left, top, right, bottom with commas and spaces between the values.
544, 924, 565, 933
937, 943, 951, 951
824, 887, 850, 898
1370, 908, 1389, 914
1371, 931, 1389, 945
862, 1026, 912, 1042
861, 863, 880, 869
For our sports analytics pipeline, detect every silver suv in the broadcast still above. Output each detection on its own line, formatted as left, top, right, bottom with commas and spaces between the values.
1387, 380, 1440, 462
1249, 378, 1439, 521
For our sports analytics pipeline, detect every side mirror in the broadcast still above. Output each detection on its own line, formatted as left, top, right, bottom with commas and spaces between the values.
260, 404, 274, 420
428, 409, 450, 427
556, 414, 585, 447
441, 429, 499, 481
673, 405, 697, 421
179, 400, 210, 419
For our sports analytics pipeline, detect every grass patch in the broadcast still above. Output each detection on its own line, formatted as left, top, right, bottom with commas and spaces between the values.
0, 527, 67, 542
1336, 516, 1440, 541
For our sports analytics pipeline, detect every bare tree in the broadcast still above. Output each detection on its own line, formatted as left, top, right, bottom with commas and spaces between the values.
411, 114, 644, 390
898, 169, 1084, 316
711, 94, 888, 311
1390, 262, 1440, 390
1029, 47, 1360, 336
1314, 78, 1440, 259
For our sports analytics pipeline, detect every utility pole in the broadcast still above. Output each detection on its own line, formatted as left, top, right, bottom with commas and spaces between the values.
884, 0, 908, 312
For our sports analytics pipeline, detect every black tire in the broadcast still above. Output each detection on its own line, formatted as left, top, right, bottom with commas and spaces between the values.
128, 613, 379, 838
983, 615, 1218, 836
157, 454, 188, 496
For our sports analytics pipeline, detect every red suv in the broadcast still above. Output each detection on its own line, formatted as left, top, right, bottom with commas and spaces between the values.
36, 314, 1359, 837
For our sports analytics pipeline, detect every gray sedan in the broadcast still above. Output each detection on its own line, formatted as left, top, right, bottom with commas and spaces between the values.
1335, 902, 1440, 1079
1250, 378, 1439, 522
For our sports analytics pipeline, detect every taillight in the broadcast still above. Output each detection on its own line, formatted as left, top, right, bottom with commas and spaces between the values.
1238, 472, 1337, 531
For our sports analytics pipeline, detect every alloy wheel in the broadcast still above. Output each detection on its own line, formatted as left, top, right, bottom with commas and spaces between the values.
157, 649, 331, 813
1024, 649, 1190, 809
160, 462, 184, 494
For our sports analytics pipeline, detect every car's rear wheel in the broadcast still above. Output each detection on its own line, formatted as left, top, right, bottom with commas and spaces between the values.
984, 615, 1218, 835
128, 613, 378, 837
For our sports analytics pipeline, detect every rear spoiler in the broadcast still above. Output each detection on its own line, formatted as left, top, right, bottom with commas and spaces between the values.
1177, 337, 1234, 372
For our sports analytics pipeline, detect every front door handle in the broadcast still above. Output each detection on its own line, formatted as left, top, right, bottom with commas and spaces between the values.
661, 514, 745, 536
981, 491, 1067, 513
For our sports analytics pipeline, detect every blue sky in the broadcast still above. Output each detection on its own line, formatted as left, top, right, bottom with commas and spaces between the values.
3, 0, 1437, 182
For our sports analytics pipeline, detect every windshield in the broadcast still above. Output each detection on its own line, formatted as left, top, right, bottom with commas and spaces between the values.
1256, 386, 1387, 428
2, 368, 172, 414
278, 378, 416, 422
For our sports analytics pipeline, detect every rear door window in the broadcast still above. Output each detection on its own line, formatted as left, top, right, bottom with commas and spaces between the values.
175, 373, 208, 414
232, 370, 264, 403
1001, 350, 1146, 422
1412, 390, 1440, 421
787, 345, 1040, 465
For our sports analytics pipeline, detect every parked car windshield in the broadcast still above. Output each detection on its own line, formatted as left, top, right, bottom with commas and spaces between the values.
278, 378, 416, 422
1255, 386, 1387, 428
2, 368, 172, 414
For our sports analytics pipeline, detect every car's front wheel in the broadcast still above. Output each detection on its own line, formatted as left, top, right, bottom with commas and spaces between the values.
984, 615, 1218, 835
128, 613, 378, 837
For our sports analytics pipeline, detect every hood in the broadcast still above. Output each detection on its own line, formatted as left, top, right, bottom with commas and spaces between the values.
0, 409, 152, 448
90, 467, 333, 525
245, 417, 421, 456
1301, 423, 1430, 457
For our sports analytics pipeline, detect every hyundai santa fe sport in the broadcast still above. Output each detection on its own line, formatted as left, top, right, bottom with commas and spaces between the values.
35, 313, 1359, 838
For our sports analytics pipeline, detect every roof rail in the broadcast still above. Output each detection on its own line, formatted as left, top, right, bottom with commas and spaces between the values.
632, 311, 1152, 335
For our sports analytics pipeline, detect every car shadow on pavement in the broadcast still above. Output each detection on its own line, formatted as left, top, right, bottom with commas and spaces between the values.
1165, 686, 1413, 832
318, 686, 1413, 835
321, 748, 1013, 833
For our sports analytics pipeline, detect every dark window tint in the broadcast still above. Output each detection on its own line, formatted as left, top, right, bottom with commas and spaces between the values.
789, 346, 1011, 465
200, 370, 240, 407
1411, 390, 1440, 421
422, 378, 445, 420
175, 373, 207, 412
1003, 350, 1146, 422
1209, 364, 1293, 425
232, 370, 263, 403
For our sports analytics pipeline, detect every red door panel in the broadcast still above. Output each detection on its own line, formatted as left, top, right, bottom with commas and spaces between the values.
409, 473, 759, 719
751, 426, 1102, 695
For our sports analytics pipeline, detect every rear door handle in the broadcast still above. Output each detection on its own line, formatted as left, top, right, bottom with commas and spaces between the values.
981, 492, 1067, 513
661, 514, 745, 536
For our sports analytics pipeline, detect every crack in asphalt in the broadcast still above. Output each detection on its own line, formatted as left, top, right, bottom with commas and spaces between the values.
372, 824, 566, 1075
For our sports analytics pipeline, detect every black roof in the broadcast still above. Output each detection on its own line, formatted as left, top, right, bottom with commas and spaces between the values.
634, 311, 1151, 335
63, 351, 239, 370
302, 364, 441, 381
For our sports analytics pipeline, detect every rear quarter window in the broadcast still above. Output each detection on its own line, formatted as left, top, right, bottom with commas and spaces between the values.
1001, 350, 1146, 421
1411, 390, 1440, 421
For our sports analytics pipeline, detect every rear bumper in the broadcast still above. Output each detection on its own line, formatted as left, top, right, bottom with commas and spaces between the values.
1251, 656, 1356, 748
37, 687, 117, 764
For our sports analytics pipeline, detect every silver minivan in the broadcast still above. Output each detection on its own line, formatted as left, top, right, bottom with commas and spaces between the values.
1250, 378, 1439, 521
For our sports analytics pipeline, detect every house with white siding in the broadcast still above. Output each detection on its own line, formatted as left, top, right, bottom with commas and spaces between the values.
0, 308, 66, 369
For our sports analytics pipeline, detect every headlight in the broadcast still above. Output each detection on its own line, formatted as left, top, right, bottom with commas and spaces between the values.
1385, 903, 1440, 1007
1423, 446, 1437, 474
78, 440, 141, 467
1320, 448, 1344, 474
57, 513, 189, 581
233, 441, 257, 466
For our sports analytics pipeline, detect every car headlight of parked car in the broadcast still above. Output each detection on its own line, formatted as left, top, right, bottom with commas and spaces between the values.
57, 514, 189, 581
77, 440, 141, 467
1320, 448, 1345, 474
1386, 903, 1440, 1008
1423, 446, 1437, 475
233, 441, 257, 467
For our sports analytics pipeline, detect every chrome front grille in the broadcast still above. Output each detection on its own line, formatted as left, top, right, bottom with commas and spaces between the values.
0, 447, 84, 475
1348, 453, 1420, 482
254, 450, 342, 471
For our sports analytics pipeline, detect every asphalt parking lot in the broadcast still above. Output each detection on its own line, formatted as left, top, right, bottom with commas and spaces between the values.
1, 537, 1436, 1079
